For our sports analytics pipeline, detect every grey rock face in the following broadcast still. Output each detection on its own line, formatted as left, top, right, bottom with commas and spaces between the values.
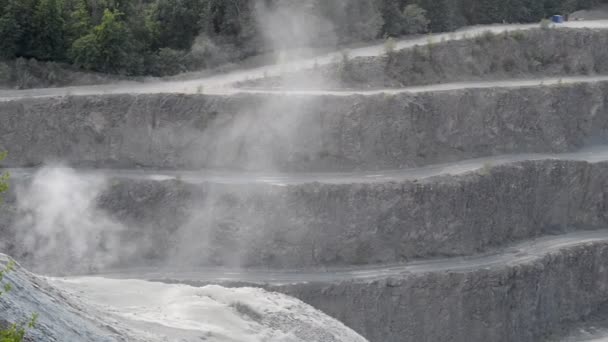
0, 254, 369, 342
0, 255, 129, 342
137, 234, 608, 342
271, 242, 608, 342
4, 27, 608, 342
2, 159, 608, 271
91, 160, 608, 268
239, 29, 608, 89
1, 82, 608, 171
549, 303, 608, 341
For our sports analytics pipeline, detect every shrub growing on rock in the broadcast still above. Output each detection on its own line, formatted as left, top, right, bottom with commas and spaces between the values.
0, 152, 8, 197
0, 261, 38, 342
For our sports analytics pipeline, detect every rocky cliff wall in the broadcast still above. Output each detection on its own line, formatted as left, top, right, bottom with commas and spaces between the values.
1, 82, 608, 171
239, 28, 608, 89
3, 159, 608, 271
271, 241, 608, 342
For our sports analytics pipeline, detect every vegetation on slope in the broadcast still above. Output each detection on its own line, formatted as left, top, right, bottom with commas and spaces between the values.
0, 153, 36, 342
0, 152, 7, 198
0, 262, 38, 342
0, 0, 605, 81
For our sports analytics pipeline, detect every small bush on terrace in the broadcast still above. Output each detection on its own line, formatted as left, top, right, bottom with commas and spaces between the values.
540, 19, 553, 30
0, 152, 8, 198
384, 37, 397, 57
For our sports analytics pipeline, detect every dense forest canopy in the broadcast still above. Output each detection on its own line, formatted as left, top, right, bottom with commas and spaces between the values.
0, 0, 605, 76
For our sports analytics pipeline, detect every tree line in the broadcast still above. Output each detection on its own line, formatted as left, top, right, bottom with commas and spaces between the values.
412, 0, 606, 31
0, 0, 604, 77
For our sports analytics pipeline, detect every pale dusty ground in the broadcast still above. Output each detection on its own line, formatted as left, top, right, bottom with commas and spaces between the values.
50, 277, 368, 342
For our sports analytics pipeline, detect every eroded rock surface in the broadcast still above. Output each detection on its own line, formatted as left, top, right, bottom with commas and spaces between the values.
2, 159, 608, 271
1, 82, 608, 171
239, 29, 608, 89
0, 255, 368, 342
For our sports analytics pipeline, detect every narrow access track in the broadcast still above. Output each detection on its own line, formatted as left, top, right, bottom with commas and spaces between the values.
2, 75, 608, 101
7, 146, 608, 186
1, 20, 608, 101
60, 229, 608, 285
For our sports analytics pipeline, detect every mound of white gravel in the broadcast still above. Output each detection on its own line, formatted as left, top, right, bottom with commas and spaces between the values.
0, 255, 367, 342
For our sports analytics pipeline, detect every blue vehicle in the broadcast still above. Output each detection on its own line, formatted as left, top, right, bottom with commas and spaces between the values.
551, 15, 564, 23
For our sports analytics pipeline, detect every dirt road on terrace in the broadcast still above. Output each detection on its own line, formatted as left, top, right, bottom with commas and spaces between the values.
1, 20, 608, 101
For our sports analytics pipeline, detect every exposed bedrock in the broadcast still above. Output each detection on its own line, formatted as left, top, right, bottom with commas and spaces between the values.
268, 241, 608, 342
3, 159, 608, 271
0, 254, 368, 342
549, 302, 608, 341
0, 255, 129, 341
1, 82, 608, 171
239, 28, 608, 89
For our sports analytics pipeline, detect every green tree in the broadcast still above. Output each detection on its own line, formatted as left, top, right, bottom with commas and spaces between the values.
413, 0, 466, 32
32, 0, 67, 61
402, 4, 429, 34
313, 0, 383, 43
65, 0, 92, 43
145, 47, 187, 76
0, 0, 37, 59
505, 0, 545, 23
198, 0, 259, 57
3, 0, 605, 78
94, 9, 134, 72
343, 0, 384, 42
206, 0, 243, 37
471, 0, 506, 24
379, 1, 428, 37
0, 152, 7, 198
69, 32, 99, 69
0, 13, 20, 59
147, 0, 204, 50
380, 0, 405, 37
70, 8, 142, 74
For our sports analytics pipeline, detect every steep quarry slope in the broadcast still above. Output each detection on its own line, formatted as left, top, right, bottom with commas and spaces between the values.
280, 235, 608, 342
239, 28, 608, 89
550, 304, 608, 341
110, 231, 608, 342
4, 20, 608, 342
0, 254, 140, 341
2, 80, 608, 171
0, 255, 367, 342
3, 156, 608, 271
1, 21, 608, 100
4, 153, 608, 341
